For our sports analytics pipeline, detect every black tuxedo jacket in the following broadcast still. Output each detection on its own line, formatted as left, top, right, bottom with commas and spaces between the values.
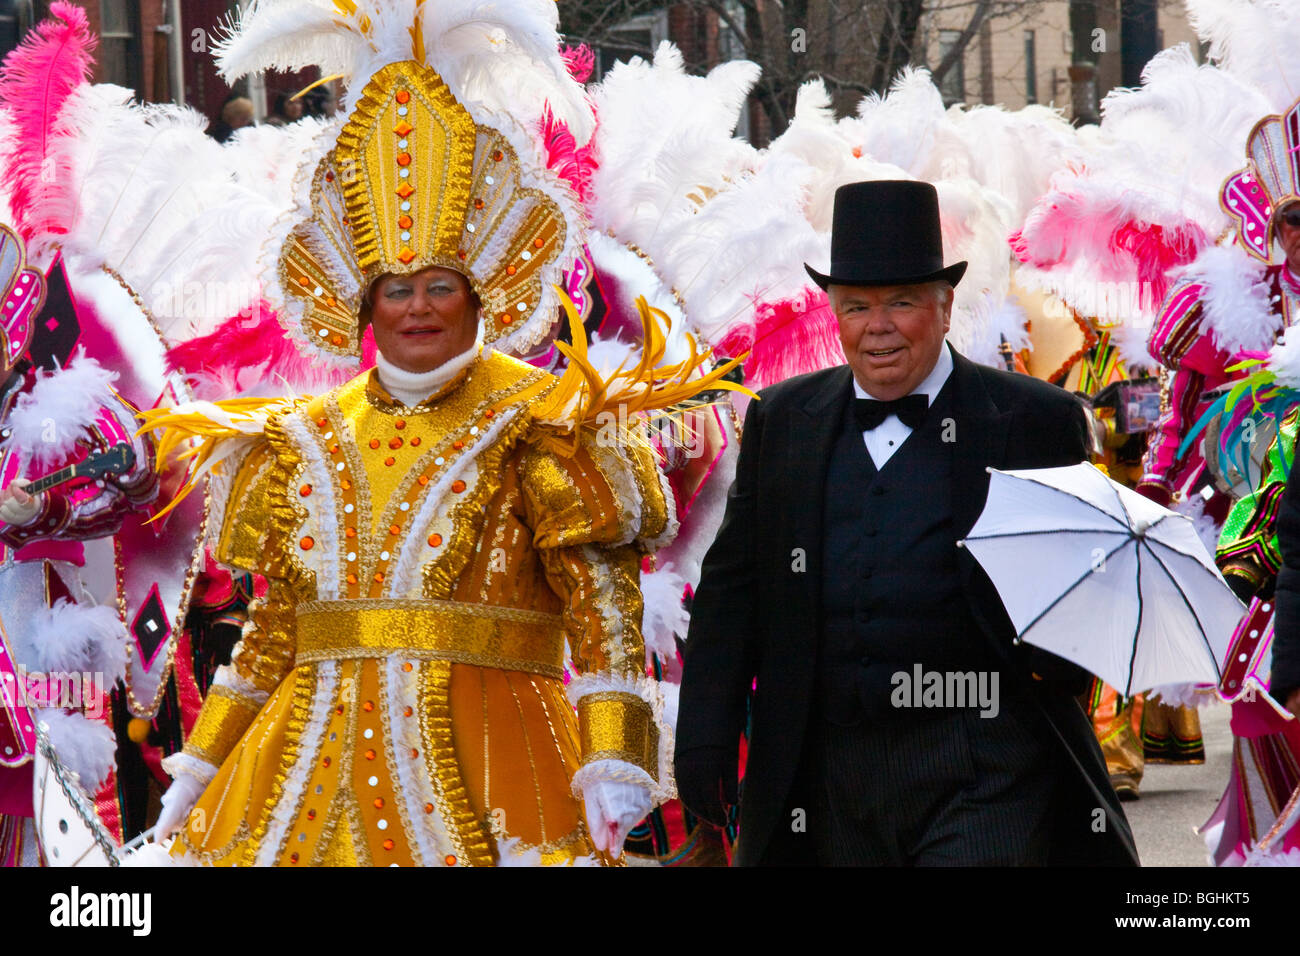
676, 347, 1139, 866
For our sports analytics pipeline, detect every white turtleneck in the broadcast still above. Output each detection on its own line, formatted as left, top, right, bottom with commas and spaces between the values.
374, 322, 484, 407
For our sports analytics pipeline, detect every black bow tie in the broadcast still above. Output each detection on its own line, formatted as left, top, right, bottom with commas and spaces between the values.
853, 394, 929, 431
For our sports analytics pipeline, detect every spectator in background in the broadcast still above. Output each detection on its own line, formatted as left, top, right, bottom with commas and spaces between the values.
209, 96, 254, 144
266, 92, 304, 127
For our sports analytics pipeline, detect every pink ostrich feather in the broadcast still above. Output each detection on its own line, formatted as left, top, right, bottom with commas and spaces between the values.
720, 287, 843, 391
540, 106, 598, 204
165, 305, 368, 399
561, 44, 595, 84
1010, 175, 1209, 310
538, 44, 598, 204
0, 1, 95, 242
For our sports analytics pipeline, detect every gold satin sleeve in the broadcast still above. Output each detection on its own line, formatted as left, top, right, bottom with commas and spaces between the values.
519, 430, 667, 779
183, 436, 300, 770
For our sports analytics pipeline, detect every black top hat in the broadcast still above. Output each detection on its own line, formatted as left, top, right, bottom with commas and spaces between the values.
804, 180, 967, 290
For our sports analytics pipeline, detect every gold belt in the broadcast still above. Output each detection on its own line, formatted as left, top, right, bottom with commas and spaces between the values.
294, 599, 566, 678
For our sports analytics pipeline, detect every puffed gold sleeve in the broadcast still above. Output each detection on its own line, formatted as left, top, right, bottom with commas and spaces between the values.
179, 438, 299, 774
519, 429, 673, 785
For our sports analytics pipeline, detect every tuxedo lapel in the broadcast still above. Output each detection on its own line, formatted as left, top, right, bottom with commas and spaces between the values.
789, 365, 853, 638
949, 348, 1012, 538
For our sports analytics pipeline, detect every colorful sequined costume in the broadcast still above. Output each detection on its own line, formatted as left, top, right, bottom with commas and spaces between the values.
161, 350, 682, 865
142, 0, 750, 866
1206, 413, 1300, 863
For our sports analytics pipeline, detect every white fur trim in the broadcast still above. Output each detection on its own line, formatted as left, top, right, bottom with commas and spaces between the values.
39, 708, 116, 793
283, 409, 342, 599
254, 661, 335, 866
384, 657, 460, 865
1, 352, 117, 469
1183, 244, 1275, 355
208, 662, 271, 708
160, 751, 219, 787
571, 758, 655, 798
1147, 682, 1219, 710
1268, 323, 1300, 391
27, 598, 128, 684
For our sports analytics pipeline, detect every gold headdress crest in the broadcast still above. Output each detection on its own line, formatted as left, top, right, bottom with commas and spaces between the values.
218, 1, 589, 367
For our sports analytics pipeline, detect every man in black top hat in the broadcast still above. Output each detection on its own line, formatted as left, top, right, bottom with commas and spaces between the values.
674, 180, 1138, 865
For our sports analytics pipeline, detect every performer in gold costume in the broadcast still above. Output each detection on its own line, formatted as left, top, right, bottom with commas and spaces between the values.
146, 3, 743, 866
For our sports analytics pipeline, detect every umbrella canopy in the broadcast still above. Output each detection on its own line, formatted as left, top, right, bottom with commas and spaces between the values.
959, 463, 1244, 695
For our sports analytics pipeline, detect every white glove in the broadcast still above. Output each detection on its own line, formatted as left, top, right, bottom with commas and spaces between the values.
0, 478, 41, 525
156, 773, 207, 837
582, 779, 652, 859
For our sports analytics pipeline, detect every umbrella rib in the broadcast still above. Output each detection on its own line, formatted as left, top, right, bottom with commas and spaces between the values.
1001, 472, 1134, 532
964, 528, 1134, 542
1125, 544, 1144, 697
1105, 470, 1138, 533
1017, 537, 1135, 644
1138, 538, 1224, 683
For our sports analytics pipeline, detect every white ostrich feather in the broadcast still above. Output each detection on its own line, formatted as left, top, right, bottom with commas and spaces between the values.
1267, 324, 1300, 390
1097, 45, 1271, 233
850, 67, 946, 176
218, 0, 593, 142
1186, 0, 1300, 111
27, 598, 127, 682
1, 351, 118, 468
589, 42, 759, 241
639, 563, 689, 665
1181, 243, 1275, 355
947, 103, 1080, 228
40, 708, 116, 792
59, 84, 283, 342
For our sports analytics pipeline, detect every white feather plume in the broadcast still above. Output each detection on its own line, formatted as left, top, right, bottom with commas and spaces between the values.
639, 563, 689, 665
1186, 0, 1300, 111
25, 598, 128, 683
1, 351, 117, 468
1181, 243, 1275, 355
217, 0, 594, 142
39, 708, 117, 792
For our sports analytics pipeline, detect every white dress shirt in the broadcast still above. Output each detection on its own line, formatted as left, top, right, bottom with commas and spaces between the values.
852, 343, 954, 467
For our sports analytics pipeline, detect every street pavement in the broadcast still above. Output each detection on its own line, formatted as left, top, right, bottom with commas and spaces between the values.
1124, 702, 1232, 867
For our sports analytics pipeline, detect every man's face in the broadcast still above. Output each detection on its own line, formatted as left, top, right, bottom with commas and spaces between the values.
830, 282, 951, 400
1279, 202, 1300, 274
368, 266, 479, 374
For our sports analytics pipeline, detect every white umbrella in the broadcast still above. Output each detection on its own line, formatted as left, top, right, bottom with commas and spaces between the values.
958, 463, 1244, 696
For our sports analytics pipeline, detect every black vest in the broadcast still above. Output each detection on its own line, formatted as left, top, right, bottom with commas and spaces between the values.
818, 378, 996, 724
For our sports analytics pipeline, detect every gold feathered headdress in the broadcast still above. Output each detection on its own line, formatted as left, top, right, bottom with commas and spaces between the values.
216, 0, 590, 366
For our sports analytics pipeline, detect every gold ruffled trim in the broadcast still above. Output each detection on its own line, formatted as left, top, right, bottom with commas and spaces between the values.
260, 409, 314, 590
241, 665, 316, 866
418, 660, 494, 866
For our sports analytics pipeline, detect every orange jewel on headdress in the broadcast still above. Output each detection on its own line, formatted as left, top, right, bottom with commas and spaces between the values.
398, 215, 413, 229
398, 247, 416, 264
396, 183, 414, 199
394, 121, 412, 137
395, 90, 410, 105
396, 152, 412, 167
